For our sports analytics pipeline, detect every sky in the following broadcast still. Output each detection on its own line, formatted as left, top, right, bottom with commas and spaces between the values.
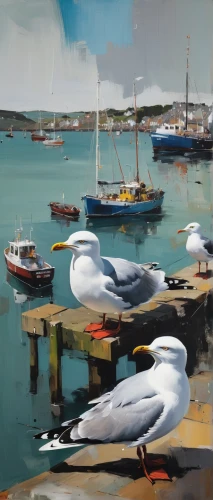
0, 0, 213, 111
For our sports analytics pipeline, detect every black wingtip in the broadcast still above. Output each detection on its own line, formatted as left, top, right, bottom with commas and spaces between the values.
165, 276, 197, 291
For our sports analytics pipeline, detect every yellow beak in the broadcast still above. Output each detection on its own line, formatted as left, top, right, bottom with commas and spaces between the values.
133, 345, 152, 355
51, 242, 77, 252
177, 229, 186, 234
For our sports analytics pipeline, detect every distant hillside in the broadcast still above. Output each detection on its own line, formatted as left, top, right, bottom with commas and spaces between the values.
0, 110, 35, 131
21, 110, 84, 121
0, 110, 34, 122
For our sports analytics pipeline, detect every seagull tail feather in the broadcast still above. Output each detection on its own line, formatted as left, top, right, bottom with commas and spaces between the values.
37, 425, 103, 451
165, 276, 196, 290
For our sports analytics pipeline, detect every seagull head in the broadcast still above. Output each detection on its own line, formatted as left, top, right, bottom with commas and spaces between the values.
177, 222, 201, 235
51, 230, 100, 258
133, 336, 187, 368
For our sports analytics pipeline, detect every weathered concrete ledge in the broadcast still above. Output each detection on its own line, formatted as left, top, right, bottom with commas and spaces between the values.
3, 371, 213, 500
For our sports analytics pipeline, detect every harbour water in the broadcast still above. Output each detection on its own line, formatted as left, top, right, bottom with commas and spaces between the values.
0, 131, 213, 490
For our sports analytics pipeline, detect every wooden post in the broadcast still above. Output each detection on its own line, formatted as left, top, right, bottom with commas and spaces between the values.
128, 352, 153, 374
88, 358, 101, 400
48, 321, 63, 406
28, 333, 38, 394
88, 357, 117, 399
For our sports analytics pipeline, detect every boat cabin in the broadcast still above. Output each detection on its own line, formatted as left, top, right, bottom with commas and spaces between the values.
156, 123, 184, 135
119, 182, 154, 202
9, 240, 36, 260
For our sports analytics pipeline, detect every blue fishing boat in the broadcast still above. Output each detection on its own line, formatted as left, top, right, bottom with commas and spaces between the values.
82, 79, 165, 218
151, 36, 213, 154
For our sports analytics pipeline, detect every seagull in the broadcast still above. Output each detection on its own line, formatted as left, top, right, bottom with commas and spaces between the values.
51, 231, 195, 339
34, 336, 190, 483
177, 222, 213, 276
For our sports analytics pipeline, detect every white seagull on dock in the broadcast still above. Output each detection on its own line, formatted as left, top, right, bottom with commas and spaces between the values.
51, 231, 195, 339
178, 222, 213, 276
34, 336, 190, 483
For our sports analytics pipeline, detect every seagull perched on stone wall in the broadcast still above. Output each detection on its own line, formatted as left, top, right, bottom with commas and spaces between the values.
178, 222, 213, 277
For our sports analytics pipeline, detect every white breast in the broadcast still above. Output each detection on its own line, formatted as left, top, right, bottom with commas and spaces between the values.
70, 255, 125, 314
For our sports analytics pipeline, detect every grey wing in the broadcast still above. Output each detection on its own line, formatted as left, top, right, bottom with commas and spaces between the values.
202, 237, 213, 256
87, 369, 156, 407
101, 256, 167, 309
70, 394, 165, 444
63, 370, 156, 427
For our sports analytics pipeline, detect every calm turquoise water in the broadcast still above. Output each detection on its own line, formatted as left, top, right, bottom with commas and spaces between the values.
0, 131, 213, 490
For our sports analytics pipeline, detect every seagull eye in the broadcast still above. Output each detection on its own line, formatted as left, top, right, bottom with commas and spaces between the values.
189, 225, 194, 229
77, 240, 86, 244
161, 346, 169, 351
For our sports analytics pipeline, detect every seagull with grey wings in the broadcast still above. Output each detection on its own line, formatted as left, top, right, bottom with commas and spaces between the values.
51, 230, 195, 339
34, 336, 190, 484
178, 222, 213, 276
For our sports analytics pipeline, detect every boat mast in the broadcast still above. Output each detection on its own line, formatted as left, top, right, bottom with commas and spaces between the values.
39, 111, 42, 135
53, 113, 56, 140
185, 35, 190, 131
133, 80, 139, 183
95, 77, 100, 195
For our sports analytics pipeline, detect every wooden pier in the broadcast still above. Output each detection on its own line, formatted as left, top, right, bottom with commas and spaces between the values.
21, 261, 213, 406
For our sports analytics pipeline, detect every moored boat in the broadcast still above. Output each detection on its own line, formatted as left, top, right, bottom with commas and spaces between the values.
43, 113, 64, 146
31, 132, 46, 142
48, 201, 80, 217
31, 111, 47, 141
151, 36, 213, 154
4, 226, 54, 287
82, 78, 165, 218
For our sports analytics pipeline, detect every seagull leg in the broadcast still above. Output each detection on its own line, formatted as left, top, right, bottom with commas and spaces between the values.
194, 261, 202, 277
137, 446, 171, 483
137, 446, 154, 484
90, 314, 122, 340
84, 313, 110, 332
143, 445, 167, 467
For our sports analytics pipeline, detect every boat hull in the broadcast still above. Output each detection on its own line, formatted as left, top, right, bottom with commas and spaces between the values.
151, 132, 213, 152
31, 134, 46, 142
82, 195, 164, 218
4, 252, 54, 287
49, 202, 80, 217
43, 140, 64, 146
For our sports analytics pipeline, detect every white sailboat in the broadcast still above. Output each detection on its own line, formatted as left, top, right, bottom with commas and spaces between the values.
43, 113, 64, 146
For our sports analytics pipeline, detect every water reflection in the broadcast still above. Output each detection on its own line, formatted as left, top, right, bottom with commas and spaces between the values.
153, 151, 213, 163
51, 213, 80, 229
6, 272, 53, 305
86, 213, 164, 258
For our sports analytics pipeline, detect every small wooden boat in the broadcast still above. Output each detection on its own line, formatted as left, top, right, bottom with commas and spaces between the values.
31, 111, 47, 141
48, 201, 80, 217
4, 226, 54, 287
31, 132, 46, 142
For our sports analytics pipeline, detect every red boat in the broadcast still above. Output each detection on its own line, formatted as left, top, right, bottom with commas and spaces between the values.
48, 201, 80, 217
4, 229, 54, 287
31, 132, 46, 142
